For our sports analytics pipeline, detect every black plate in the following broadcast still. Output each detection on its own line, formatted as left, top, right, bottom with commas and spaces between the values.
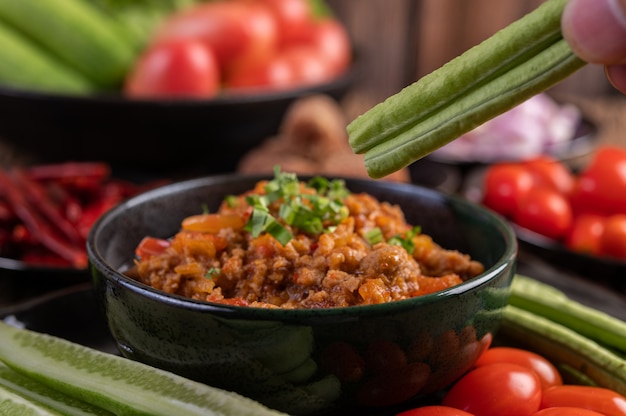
0, 63, 357, 174
0, 257, 90, 313
0, 283, 118, 354
514, 224, 626, 293
0, 256, 88, 280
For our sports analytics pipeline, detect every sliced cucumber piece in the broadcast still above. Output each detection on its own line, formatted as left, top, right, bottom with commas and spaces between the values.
0, 382, 63, 416
0, 363, 113, 415
0, 322, 288, 416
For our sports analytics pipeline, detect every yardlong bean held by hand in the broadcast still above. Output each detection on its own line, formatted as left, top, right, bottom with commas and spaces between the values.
347, 0, 586, 179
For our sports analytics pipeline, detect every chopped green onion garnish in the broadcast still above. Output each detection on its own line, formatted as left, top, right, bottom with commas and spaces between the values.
205, 267, 221, 279
388, 226, 422, 254
224, 195, 239, 208
264, 220, 293, 246
245, 207, 271, 237
237, 167, 352, 245
244, 206, 294, 244
364, 228, 383, 245
327, 179, 350, 199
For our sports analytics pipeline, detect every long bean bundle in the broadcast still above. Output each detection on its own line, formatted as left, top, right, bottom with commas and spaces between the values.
348, 0, 585, 178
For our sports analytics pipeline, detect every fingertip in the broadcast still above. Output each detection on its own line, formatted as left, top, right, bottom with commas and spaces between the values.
606, 64, 626, 94
562, 0, 626, 64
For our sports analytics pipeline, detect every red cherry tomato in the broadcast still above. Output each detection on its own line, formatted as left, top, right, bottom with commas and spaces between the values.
522, 156, 575, 196
222, 2, 279, 75
569, 146, 626, 216
474, 347, 562, 390
223, 52, 296, 91
564, 214, 605, 256
482, 163, 535, 217
153, 1, 278, 74
135, 237, 171, 259
257, 0, 314, 47
303, 17, 351, 75
153, 2, 248, 66
533, 408, 606, 416
513, 187, 573, 240
397, 406, 475, 416
279, 45, 337, 85
599, 214, 626, 260
124, 39, 220, 98
540, 385, 626, 416
442, 363, 542, 416
226, 43, 337, 91
569, 178, 606, 216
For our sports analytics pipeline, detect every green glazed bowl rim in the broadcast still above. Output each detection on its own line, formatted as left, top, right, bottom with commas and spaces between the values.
88, 174, 517, 321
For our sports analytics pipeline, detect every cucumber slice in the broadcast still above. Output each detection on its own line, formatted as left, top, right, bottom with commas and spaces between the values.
0, 322, 288, 416
0, 383, 63, 416
0, 364, 112, 416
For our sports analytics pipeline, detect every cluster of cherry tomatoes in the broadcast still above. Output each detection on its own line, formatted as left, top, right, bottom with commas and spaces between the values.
481, 146, 626, 261
124, 0, 352, 98
398, 346, 626, 416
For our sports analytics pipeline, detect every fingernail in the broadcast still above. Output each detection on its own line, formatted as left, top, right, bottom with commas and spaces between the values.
562, 0, 626, 64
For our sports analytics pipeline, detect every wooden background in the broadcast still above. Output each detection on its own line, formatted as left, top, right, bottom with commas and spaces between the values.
326, 0, 616, 120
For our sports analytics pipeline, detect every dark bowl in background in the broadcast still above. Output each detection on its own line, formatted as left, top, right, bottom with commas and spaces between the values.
0, 65, 357, 174
87, 174, 517, 415
513, 225, 626, 294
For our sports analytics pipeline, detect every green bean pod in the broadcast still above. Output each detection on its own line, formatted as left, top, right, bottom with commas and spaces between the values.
347, 0, 586, 178
500, 305, 626, 396
509, 275, 626, 355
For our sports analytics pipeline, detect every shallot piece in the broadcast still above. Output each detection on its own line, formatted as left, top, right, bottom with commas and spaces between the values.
432, 93, 581, 163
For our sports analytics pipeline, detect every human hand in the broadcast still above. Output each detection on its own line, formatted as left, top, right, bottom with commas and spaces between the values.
562, 0, 626, 93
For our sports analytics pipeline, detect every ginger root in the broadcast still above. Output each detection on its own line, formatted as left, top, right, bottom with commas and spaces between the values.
237, 95, 410, 183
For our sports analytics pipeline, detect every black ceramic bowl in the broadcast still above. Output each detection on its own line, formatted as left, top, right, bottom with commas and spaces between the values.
87, 174, 517, 416
0, 66, 355, 174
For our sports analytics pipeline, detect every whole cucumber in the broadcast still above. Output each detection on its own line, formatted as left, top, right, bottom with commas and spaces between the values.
0, 21, 94, 94
0, 0, 135, 89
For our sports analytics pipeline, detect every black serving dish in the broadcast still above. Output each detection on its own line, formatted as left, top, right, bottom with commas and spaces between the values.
514, 225, 626, 294
86, 173, 516, 415
0, 64, 357, 174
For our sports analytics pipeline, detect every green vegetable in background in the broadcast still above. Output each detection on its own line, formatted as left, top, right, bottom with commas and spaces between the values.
347, 0, 586, 178
501, 305, 626, 395
0, 363, 114, 415
508, 275, 626, 354
0, 21, 94, 94
85, 0, 201, 52
0, 0, 135, 89
500, 275, 626, 396
0, 0, 336, 94
0, 321, 289, 416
